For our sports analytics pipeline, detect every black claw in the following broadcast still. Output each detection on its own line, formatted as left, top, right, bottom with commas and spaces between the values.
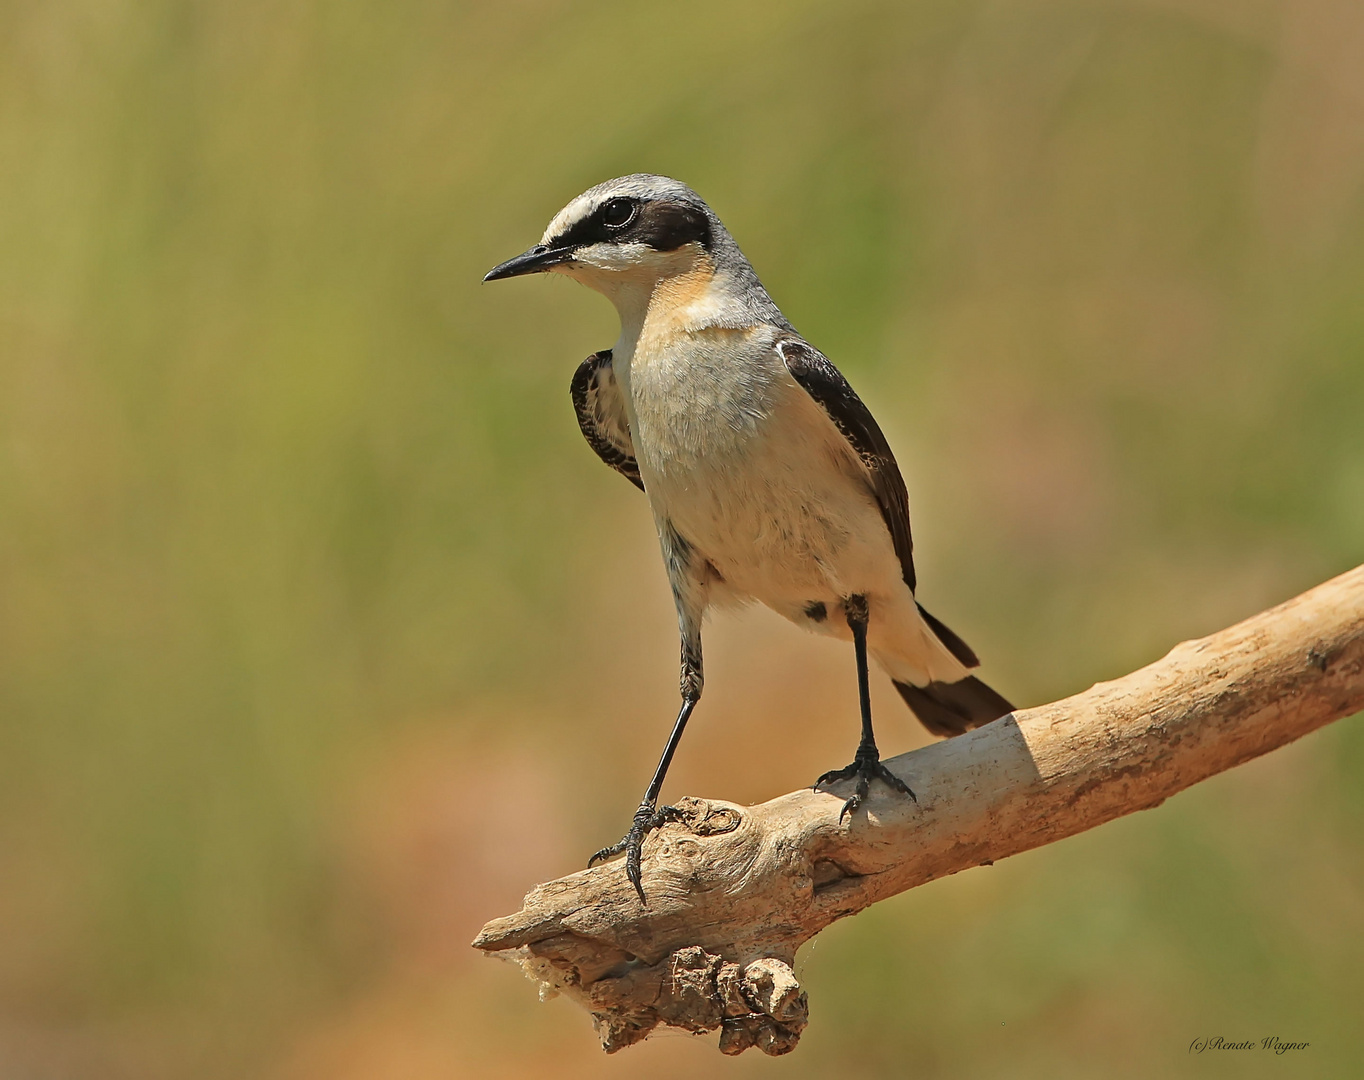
814, 749, 916, 822
587, 839, 626, 867
815, 762, 855, 788
587, 802, 681, 903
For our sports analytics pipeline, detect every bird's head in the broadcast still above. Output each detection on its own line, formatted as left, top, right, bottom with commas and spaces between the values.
483, 174, 718, 306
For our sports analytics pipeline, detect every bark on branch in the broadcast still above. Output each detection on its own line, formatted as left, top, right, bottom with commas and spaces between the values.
473, 565, 1364, 1055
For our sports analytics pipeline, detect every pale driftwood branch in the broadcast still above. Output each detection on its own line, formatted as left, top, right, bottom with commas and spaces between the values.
474, 566, 1364, 1055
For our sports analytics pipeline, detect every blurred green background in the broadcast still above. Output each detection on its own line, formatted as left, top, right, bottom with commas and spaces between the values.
2, 0, 1362, 1076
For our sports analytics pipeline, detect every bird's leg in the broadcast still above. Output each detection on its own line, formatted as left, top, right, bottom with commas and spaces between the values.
587, 691, 698, 900
816, 593, 917, 821
590, 533, 706, 902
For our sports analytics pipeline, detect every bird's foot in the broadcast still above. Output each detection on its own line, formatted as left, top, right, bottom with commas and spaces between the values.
587, 800, 682, 902
815, 746, 916, 823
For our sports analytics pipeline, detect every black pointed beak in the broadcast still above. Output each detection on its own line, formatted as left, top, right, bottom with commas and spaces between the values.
483, 244, 574, 282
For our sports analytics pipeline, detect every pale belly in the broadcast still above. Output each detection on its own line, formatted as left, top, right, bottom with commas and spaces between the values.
631, 373, 904, 612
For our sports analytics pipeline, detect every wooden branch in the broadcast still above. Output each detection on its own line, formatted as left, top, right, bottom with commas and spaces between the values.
473, 566, 1364, 1056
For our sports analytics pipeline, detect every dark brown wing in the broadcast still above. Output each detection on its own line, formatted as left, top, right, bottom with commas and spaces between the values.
777, 337, 917, 593
777, 337, 986, 673
570, 350, 644, 492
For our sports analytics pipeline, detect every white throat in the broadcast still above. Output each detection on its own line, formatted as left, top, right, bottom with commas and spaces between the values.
557, 247, 755, 367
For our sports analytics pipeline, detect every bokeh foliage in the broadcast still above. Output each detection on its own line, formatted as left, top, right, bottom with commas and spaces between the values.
0, 0, 1361, 1076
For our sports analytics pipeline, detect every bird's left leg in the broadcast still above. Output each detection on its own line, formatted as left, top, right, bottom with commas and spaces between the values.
588, 522, 707, 902
816, 594, 917, 821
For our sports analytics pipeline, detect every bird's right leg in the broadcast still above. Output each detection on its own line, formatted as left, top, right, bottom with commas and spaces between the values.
816, 593, 917, 821
588, 522, 707, 902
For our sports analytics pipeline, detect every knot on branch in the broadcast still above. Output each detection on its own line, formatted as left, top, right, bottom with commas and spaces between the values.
477, 794, 811, 1053
588, 946, 807, 1055
669, 795, 742, 837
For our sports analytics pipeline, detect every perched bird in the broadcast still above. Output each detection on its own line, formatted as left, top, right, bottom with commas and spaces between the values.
485, 175, 1012, 900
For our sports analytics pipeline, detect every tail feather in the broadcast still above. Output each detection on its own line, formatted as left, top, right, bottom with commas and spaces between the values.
916, 603, 980, 669
895, 676, 1014, 738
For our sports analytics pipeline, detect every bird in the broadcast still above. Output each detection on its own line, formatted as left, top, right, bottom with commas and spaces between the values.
484, 174, 1013, 901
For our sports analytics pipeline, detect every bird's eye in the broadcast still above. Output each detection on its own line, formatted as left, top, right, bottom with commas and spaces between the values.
601, 197, 637, 229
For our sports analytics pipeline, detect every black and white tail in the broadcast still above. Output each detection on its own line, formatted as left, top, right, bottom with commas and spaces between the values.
896, 603, 1014, 737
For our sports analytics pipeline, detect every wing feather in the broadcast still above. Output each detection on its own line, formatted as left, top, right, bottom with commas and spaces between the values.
778, 337, 988, 674
570, 350, 644, 491
777, 337, 917, 593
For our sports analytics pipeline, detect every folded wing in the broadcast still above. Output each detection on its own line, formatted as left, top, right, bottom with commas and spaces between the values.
570, 350, 644, 492
776, 337, 917, 593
